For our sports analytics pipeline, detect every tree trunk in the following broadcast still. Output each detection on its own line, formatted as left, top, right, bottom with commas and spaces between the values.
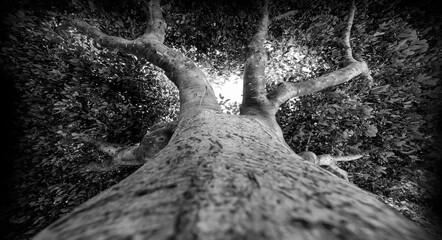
34, 109, 431, 240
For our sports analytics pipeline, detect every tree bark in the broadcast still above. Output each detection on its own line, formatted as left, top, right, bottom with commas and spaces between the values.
33, 109, 431, 240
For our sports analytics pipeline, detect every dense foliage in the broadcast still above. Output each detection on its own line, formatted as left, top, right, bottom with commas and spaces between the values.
1, 0, 440, 239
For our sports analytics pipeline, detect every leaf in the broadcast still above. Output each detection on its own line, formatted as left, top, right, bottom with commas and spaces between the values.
385, 151, 395, 157
71, 132, 81, 138
360, 106, 373, 117
425, 86, 441, 98
116, 20, 124, 28
402, 49, 415, 56
301, 67, 311, 73
9, 34, 18, 41
9, 215, 30, 224
68, 58, 80, 66
375, 166, 387, 175
329, 104, 341, 109
416, 73, 431, 83
408, 44, 423, 51
421, 78, 440, 87
365, 124, 378, 137
393, 140, 405, 147
342, 129, 354, 139
373, 32, 385, 37
370, 84, 390, 93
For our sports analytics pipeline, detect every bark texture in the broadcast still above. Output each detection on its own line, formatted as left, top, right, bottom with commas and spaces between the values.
34, 110, 432, 240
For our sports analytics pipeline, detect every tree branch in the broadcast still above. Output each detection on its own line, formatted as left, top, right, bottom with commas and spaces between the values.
342, 0, 373, 81
343, 0, 356, 63
82, 122, 177, 172
298, 151, 364, 181
70, 0, 220, 117
240, 0, 273, 116
71, 20, 179, 75
71, 19, 180, 75
142, 0, 166, 43
268, 61, 368, 107
268, 0, 372, 108
71, 20, 134, 50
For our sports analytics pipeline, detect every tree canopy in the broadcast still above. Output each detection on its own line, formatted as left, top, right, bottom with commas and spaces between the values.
1, 0, 441, 239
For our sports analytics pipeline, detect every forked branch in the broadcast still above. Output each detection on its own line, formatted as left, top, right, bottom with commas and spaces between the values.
71, 0, 220, 116
268, 0, 372, 109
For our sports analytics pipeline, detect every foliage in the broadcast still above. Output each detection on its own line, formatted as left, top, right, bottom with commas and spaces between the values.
1, 6, 178, 240
269, 0, 441, 235
1, 0, 441, 239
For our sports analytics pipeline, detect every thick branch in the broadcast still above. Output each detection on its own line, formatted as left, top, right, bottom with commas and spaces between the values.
268, 61, 368, 107
240, 0, 272, 116
71, 20, 134, 50
71, 20, 171, 68
70, 0, 220, 117
142, 0, 166, 42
